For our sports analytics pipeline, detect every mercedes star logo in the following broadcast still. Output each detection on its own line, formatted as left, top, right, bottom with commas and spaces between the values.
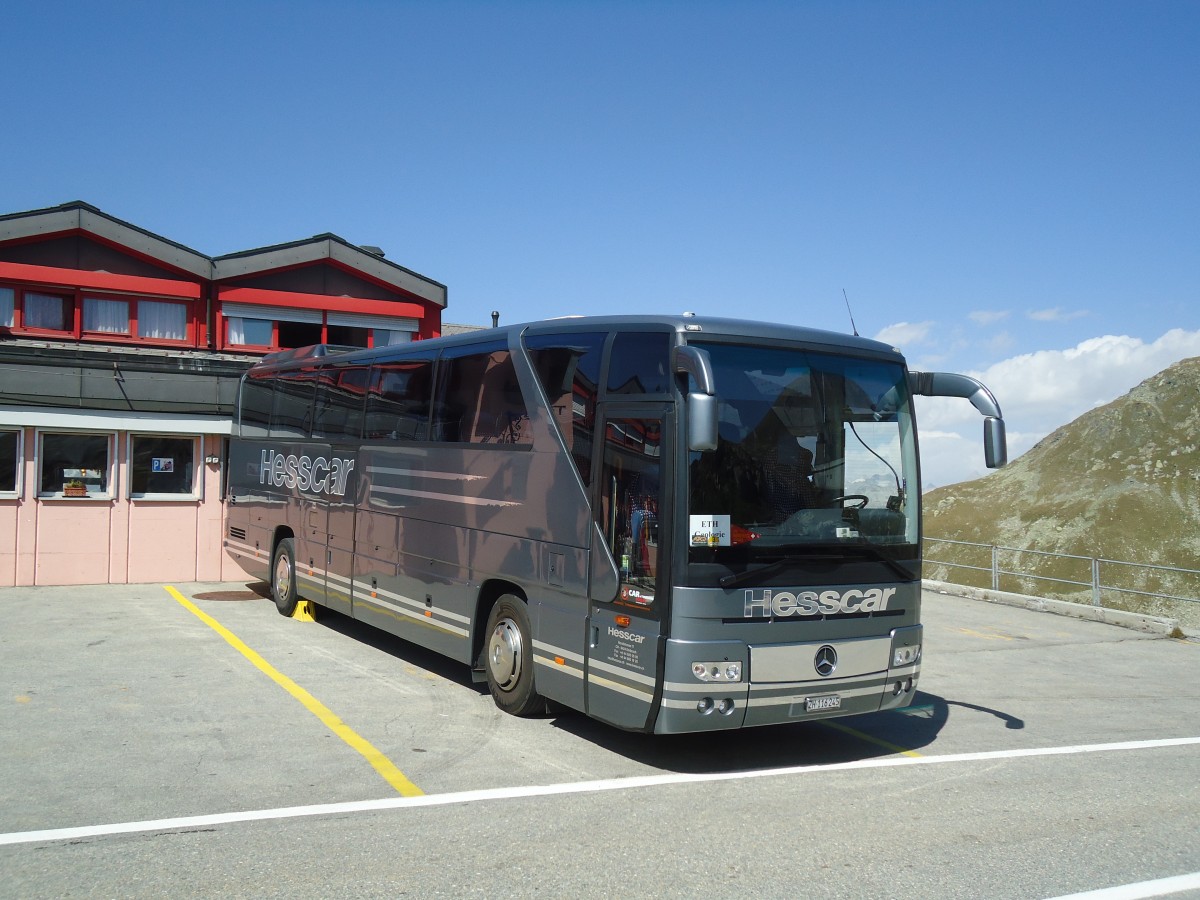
814, 645, 838, 677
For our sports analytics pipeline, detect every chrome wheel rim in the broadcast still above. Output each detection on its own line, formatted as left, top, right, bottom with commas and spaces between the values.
274, 552, 292, 602
487, 618, 523, 692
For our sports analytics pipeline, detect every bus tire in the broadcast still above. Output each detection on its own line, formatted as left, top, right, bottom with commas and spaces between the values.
483, 595, 542, 716
272, 538, 299, 617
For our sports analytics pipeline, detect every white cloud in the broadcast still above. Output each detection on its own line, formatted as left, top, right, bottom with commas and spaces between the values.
1027, 307, 1089, 323
874, 320, 934, 349
915, 328, 1200, 489
968, 310, 1009, 326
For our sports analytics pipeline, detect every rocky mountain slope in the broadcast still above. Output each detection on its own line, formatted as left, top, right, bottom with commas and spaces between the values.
923, 356, 1200, 617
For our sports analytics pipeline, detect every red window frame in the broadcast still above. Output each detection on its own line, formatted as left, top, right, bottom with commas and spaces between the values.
18, 289, 75, 336
0, 281, 196, 347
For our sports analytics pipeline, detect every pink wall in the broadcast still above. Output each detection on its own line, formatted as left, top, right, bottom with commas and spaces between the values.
0, 428, 256, 586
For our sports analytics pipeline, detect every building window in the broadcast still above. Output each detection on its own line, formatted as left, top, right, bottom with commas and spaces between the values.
374, 328, 412, 347
0, 430, 21, 494
0, 287, 13, 327
39, 432, 112, 497
83, 296, 131, 334
129, 435, 197, 498
277, 320, 323, 349
227, 316, 274, 347
326, 324, 369, 348
137, 300, 188, 341
25, 292, 71, 332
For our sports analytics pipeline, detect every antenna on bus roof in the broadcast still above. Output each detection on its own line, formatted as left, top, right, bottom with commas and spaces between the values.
842, 288, 860, 336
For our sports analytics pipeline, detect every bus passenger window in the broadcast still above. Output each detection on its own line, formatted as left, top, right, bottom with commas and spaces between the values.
607, 332, 671, 395
364, 360, 433, 441
239, 372, 274, 438
270, 370, 316, 439
526, 331, 605, 482
436, 348, 531, 445
312, 364, 370, 441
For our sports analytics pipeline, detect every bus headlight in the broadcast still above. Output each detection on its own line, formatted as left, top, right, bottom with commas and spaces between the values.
692, 661, 742, 683
893, 645, 921, 667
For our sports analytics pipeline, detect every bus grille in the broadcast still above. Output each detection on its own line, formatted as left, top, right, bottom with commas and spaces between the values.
228, 526, 247, 541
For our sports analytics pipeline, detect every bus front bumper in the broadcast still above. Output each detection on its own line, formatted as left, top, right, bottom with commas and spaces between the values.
653, 629, 921, 734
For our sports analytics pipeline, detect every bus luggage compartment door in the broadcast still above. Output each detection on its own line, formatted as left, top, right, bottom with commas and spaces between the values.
586, 605, 660, 731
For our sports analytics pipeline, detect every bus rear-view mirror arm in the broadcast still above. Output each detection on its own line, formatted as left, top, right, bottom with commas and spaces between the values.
675, 346, 719, 452
909, 371, 1008, 469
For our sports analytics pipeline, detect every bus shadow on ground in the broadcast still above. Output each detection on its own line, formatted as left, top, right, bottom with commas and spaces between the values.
250, 592, 1024, 776
546, 693, 956, 773
547, 691, 1026, 774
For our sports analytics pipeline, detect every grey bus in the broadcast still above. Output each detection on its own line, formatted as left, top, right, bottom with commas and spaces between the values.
224, 315, 1005, 733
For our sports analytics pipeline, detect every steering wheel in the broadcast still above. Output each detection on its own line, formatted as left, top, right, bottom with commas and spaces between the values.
829, 494, 869, 509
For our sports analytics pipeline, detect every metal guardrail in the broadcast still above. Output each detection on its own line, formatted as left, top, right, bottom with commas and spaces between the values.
924, 538, 1200, 608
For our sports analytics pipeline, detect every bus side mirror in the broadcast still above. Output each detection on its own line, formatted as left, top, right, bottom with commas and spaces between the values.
984, 416, 1007, 469
688, 393, 719, 451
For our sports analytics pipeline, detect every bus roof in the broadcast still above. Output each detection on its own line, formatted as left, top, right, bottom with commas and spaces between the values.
244, 314, 903, 374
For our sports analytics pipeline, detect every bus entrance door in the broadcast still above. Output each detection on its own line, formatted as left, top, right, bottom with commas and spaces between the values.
586, 409, 668, 731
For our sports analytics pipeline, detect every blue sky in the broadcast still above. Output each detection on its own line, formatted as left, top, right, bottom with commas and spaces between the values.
4, 1, 1198, 487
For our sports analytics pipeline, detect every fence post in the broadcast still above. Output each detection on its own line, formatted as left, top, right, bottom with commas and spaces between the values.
992, 545, 999, 591
1092, 558, 1102, 607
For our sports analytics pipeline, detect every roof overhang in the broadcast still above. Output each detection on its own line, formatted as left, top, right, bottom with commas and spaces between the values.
0, 202, 213, 280
214, 235, 447, 308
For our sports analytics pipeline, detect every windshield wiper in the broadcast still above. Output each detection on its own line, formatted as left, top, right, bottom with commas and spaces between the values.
717, 541, 915, 590
719, 555, 814, 590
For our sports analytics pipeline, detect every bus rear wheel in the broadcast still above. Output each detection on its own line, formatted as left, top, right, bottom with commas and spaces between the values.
483, 595, 542, 716
272, 538, 299, 617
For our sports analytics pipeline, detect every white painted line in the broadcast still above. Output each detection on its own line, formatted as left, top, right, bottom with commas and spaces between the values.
1044, 872, 1200, 899
2, 735, 1198, 847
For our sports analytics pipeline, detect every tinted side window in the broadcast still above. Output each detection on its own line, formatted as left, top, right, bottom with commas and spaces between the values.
607, 332, 671, 395
312, 364, 370, 440
364, 359, 433, 441
239, 372, 274, 437
436, 347, 531, 445
526, 331, 605, 482
270, 370, 316, 438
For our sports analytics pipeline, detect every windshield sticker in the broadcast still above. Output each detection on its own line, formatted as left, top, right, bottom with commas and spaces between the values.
690, 515, 731, 547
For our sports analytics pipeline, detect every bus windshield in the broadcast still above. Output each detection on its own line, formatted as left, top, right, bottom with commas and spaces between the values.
686, 342, 918, 581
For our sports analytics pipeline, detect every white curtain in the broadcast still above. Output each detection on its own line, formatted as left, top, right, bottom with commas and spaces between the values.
0, 288, 13, 327
25, 293, 67, 330
138, 300, 187, 340
83, 297, 130, 333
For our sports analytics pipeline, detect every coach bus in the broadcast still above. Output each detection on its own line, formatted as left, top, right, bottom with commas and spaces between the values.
224, 314, 1005, 733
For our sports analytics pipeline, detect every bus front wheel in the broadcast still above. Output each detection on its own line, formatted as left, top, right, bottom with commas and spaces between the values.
483, 595, 542, 716
272, 538, 299, 617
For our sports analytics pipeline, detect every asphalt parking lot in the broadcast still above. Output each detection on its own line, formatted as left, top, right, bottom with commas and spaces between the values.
2, 581, 1198, 899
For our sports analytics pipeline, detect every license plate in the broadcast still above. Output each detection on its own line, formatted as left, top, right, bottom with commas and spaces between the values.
805, 695, 841, 712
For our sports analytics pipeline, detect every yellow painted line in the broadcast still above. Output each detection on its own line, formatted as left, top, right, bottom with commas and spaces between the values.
164, 585, 423, 797
820, 719, 923, 758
